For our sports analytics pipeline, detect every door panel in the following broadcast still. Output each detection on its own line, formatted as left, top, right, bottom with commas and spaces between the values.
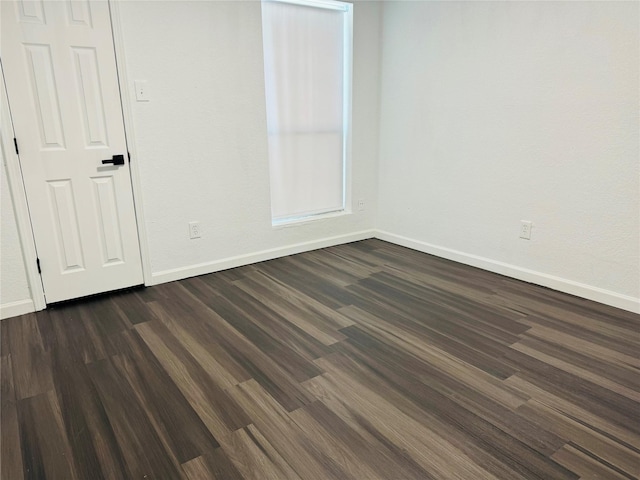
91, 175, 125, 265
25, 43, 66, 149
2, 0, 143, 303
47, 179, 85, 272
17, 0, 46, 25
73, 47, 109, 147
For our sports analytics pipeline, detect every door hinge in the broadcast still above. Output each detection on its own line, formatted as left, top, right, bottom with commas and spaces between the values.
36, 258, 41, 274
13, 138, 19, 155
127, 151, 131, 163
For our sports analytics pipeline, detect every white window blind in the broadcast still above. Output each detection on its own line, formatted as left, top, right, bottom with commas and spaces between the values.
261, 0, 352, 223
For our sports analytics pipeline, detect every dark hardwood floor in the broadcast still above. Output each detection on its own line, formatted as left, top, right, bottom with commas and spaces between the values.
2, 239, 639, 479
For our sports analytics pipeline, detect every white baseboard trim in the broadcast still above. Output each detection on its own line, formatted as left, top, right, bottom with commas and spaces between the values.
149, 229, 376, 286
375, 230, 640, 315
6, 230, 636, 317
0, 299, 36, 320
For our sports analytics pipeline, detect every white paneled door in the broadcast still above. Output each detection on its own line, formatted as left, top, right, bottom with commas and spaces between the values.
1, 0, 143, 303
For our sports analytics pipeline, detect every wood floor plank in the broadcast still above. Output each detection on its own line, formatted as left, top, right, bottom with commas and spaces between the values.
497, 285, 640, 333
2, 239, 638, 479
369, 270, 529, 342
243, 270, 355, 330
337, 304, 530, 410
504, 350, 640, 435
227, 379, 355, 480
300, 398, 434, 479
352, 277, 517, 359
87, 358, 183, 480
517, 399, 640, 478
305, 352, 533, 480
371, 247, 499, 297
109, 289, 159, 326
135, 319, 252, 437
289, 400, 423, 480
5, 314, 54, 400
258, 257, 357, 309
202, 284, 327, 380
180, 276, 224, 303
301, 363, 504, 480
75, 295, 132, 338
218, 425, 302, 480
345, 283, 519, 379
1, 355, 24, 480
504, 374, 640, 452
181, 450, 244, 480
234, 274, 348, 346
17, 390, 79, 480
0, 317, 11, 357
152, 283, 316, 411
288, 403, 388, 480
147, 296, 252, 387
109, 329, 221, 464
50, 345, 127, 480
314, 348, 577, 480
46, 305, 109, 364
552, 444, 632, 480
515, 335, 640, 392
335, 325, 563, 455
521, 322, 640, 365
311, 247, 383, 279
323, 242, 387, 270
144, 302, 244, 390
511, 341, 640, 401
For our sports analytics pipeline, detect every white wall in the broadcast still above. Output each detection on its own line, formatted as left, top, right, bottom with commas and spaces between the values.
117, 0, 381, 282
0, 140, 33, 318
377, 1, 640, 311
4, 0, 639, 317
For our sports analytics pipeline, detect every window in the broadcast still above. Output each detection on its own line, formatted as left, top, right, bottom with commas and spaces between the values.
261, 0, 353, 224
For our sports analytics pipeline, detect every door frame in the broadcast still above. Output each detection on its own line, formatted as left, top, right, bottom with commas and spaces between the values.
108, 0, 153, 286
0, 0, 153, 312
1, 65, 47, 311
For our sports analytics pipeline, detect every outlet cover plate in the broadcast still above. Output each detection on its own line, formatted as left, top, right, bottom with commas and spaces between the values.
520, 220, 532, 240
189, 221, 201, 239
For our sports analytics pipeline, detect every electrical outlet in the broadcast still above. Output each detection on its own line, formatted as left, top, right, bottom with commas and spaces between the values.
134, 80, 150, 102
520, 220, 532, 240
357, 199, 365, 211
189, 221, 201, 239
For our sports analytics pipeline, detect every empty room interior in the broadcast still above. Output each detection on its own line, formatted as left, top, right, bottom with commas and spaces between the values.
1, 0, 639, 478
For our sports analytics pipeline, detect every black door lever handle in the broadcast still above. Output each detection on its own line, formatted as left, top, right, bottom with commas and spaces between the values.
102, 154, 125, 166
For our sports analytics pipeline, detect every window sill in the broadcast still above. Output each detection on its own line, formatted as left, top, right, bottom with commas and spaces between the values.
272, 209, 350, 229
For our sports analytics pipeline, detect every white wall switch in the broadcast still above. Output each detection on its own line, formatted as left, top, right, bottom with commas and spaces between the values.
134, 80, 149, 102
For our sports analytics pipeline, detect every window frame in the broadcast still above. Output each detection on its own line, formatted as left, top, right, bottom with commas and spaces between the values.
262, 0, 354, 226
